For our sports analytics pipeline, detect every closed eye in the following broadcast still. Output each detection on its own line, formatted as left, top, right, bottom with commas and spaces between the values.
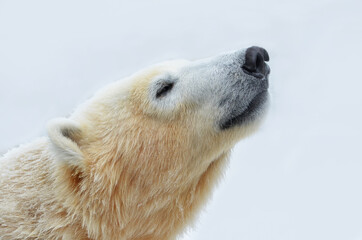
156, 82, 174, 98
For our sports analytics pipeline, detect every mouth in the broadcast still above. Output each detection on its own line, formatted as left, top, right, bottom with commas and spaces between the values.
219, 90, 268, 130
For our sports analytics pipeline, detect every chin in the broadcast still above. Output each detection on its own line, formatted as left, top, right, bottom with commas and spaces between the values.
219, 90, 269, 130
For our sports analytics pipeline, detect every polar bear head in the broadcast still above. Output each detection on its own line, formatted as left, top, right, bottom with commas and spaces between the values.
47, 46, 270, 239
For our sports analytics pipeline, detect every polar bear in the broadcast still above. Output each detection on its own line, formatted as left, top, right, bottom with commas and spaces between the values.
0, 46, 270, 240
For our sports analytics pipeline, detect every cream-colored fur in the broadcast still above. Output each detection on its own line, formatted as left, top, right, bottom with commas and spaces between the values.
0, 52, 268, 239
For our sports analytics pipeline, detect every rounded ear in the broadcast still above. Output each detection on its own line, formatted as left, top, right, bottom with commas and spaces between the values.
47, 118, 84, 169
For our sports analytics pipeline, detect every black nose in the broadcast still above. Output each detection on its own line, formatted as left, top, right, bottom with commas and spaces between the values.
242, 46, 270, 78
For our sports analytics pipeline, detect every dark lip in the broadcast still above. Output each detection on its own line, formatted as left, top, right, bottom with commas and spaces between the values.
242, 64, 270, 79
219, 90, 268, 130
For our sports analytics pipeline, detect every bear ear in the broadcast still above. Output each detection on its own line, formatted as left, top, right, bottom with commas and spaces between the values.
47, 118, 84, 169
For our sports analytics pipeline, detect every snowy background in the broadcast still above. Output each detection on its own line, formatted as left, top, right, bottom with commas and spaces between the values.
1, 0, 362, 239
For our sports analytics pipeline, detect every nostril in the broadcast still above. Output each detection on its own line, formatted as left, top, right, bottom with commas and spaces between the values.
259, 48, 269, 62
255, 53, 264, 72
242, 46, 270, 78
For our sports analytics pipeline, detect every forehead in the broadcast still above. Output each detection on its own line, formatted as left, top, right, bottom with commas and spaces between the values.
139, 60, 190, 82
128, 60, 189, 92
125, 59, 188, 98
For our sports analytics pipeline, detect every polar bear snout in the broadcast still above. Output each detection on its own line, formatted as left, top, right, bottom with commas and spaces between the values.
214, 47, 271, 130
242, 46, 270, 79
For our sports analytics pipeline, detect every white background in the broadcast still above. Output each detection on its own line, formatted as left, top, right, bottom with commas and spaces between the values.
1, 0, 362, 239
